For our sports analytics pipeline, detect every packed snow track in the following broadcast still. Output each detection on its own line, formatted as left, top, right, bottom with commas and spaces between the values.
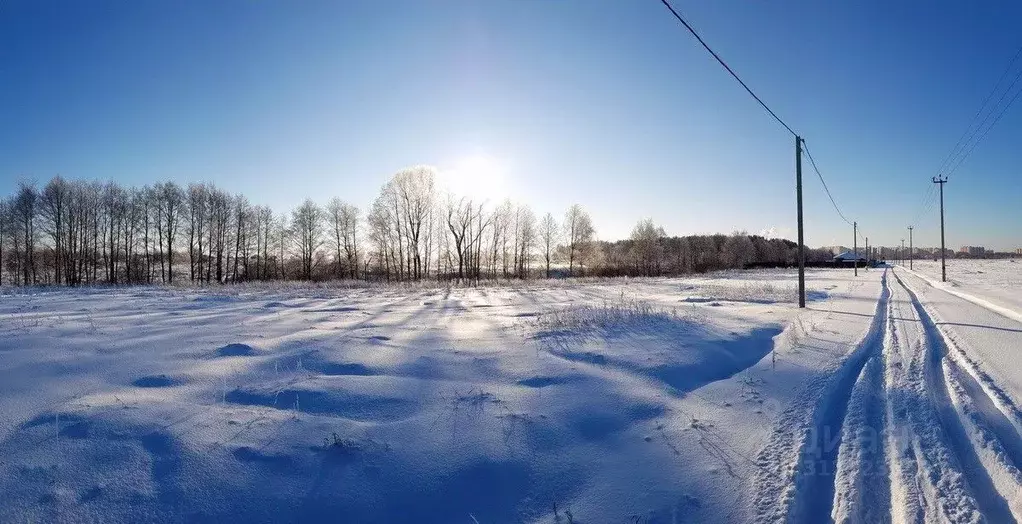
759, 266, 1022, 523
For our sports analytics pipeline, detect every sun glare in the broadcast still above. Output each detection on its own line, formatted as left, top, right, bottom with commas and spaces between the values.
439, 154, 509, 202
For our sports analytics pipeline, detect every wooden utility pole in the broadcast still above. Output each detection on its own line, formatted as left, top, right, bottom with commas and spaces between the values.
865, 237, 869, 271
933, 176, 948, 282
853, 221, 858, 276
796, 136, 805, 308
908, 226, 914, 270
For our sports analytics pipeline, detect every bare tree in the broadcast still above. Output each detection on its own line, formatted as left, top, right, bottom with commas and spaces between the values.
155, 182, 184, 283
390, 167, 435, 280
231, 195, 251, 282
13, 182, 38, 285
339, 202, 360, 279
0, 198, 9, 285
200, 187, 231, 283
326, 198, 361, 279
539, 212, 558, 278
563, 204, 594, 276
445, 197, 474, 281
514, 205, 536, 278
38, 177, 71, 285
186, 183, 209, 283
253, 206, 274, 280
630, 218, 666, 276
292, 199, 323, 280
275, 213, 290, 280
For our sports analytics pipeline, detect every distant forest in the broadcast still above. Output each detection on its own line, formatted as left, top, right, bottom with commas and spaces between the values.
0, 168, 836, 286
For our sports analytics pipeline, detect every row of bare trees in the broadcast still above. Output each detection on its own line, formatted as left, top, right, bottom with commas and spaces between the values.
0, 166, 820, 287
0, 178, 306, 286
0, 167, 597, 286
362, 167, 596, 283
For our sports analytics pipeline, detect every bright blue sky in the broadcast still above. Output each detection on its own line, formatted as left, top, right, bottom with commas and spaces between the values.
2, 1, 1021, 249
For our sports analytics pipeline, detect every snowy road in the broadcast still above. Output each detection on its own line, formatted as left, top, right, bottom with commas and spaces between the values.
762, 266, 1022, 523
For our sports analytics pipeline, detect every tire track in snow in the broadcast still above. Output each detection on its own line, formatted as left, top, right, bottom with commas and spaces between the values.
880, 286, 930, 523
787, 270, 891, 523
831, 342, 891, 523
894, 270, 1018, 523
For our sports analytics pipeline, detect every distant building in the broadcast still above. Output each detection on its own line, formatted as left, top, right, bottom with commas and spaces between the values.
833, 251, 867, 265
1016, 248, 1022, 256
959, 246, 985, 256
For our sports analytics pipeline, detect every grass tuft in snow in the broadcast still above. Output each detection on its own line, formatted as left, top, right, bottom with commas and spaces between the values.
531, 298, 684, 340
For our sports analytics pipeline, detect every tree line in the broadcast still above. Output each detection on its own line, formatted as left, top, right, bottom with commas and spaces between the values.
0, 167, 832, 287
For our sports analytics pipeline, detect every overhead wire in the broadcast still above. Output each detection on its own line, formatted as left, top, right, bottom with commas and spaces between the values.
909, 184, 937, 227
658, 0, 798, 137
907, 42, 1022, 238
945, 81, 1022, 178
934, 43, 1022, 177
658, 0, 863, 240
801, 141, 854, 226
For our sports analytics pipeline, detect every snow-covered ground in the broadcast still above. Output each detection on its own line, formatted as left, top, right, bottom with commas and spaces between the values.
2, 265, 1022, 523
910, 258, 1022, 315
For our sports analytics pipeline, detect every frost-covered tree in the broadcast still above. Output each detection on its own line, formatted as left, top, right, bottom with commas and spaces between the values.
723, 231, 756, 269
327, 198, 361, 279
292, 199, 323, 280
539, 212, 558, 278
514, 205, 536, 278
391, 167, 435, 280
630, 218, 666, 276
445, 197, 473, 281
563, 204, 594, 276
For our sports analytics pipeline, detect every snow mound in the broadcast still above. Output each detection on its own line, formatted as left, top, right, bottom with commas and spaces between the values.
132, 375, 182, 388
532, 300, 782, 394
215, 343, 257, 357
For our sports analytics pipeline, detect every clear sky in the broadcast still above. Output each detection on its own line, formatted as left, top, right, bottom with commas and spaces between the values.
2, 1, 1021, 250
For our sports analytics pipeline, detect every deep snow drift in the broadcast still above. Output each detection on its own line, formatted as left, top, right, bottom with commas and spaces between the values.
6, 266, 1019, 523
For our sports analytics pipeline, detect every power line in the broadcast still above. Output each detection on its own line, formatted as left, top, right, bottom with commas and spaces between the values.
658, 0, 798, 137
909, 184, 937, 227
909, 42, 1022, 250
801, 141, 854, 226
945, 81, 1022, 178
934, 43, 1022, 176
657, 0, 863, 272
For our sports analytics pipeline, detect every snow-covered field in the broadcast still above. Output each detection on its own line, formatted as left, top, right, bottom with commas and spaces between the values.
910, 258, 1022, 316
3, 265, 1022, 523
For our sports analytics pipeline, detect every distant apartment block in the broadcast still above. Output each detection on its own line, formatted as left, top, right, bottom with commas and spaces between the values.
959, 246, 986, 256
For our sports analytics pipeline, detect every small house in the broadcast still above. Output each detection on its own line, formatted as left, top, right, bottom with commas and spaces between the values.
833, 251, 867, 267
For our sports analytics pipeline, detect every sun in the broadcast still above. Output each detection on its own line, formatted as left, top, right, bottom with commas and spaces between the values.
438, 153, 509, 202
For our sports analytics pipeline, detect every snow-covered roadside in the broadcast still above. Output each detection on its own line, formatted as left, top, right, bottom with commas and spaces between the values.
754, 269, 887, 523
908, 259, 1022, 320
0, 270, 883, 523
895, 268, 1022, 421
900, 262, 1022, 326
894, 270, 1022, 518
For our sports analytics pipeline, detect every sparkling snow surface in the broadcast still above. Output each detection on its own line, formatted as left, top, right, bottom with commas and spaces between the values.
3, 265, 1022, 523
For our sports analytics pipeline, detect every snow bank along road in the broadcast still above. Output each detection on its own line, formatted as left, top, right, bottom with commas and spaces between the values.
757, 266, 1022, 523
2, 267, 1022, 523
